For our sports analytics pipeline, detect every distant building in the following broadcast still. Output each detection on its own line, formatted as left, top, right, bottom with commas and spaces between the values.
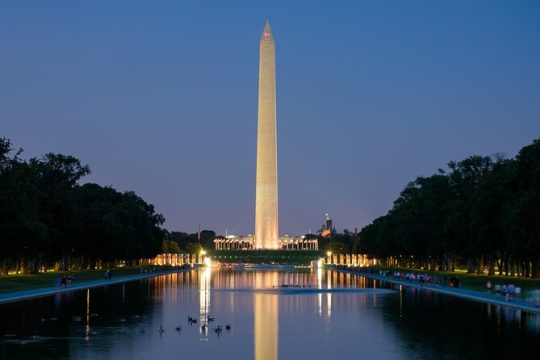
214, 234, 318, 251
320, 213, 333, 238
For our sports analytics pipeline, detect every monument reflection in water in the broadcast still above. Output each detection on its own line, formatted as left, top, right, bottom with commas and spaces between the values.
199, 266, 312, 360
198, 264, 338, 360
254, 272, 279, 360
1, 267, 539, 359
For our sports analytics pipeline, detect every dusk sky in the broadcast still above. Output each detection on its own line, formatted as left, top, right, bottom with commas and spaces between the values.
2, 1, 539, 235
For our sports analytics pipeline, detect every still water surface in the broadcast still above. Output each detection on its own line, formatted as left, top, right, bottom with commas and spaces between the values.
0, 269, 539, 359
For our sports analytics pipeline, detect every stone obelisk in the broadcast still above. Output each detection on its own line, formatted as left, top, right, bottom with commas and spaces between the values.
255, 21, 279, 249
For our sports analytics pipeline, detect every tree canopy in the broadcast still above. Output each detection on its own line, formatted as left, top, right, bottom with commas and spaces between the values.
360, 139, 540, 278
162, 230, 215, 253
0, 138, 165, 273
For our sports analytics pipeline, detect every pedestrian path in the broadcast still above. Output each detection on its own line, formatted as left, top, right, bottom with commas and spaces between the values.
333, 267, 540, 315
0, 269, 185, 305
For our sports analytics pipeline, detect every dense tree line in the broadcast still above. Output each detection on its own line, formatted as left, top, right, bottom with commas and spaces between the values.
306, 230, 360, 254
0, 138, 165, 274
360, 139, 540, 278
163, 230, 216, 254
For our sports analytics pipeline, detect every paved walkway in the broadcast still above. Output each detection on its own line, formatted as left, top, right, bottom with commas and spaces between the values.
0, 269, 186, 305
332, 267, 540, 315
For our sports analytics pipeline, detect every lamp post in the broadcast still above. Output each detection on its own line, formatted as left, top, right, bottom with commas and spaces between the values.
199, 249, 207, 264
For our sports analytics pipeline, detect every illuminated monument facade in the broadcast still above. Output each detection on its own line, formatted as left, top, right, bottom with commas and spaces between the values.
213, 22, 318, 251
255, 21, 279, 249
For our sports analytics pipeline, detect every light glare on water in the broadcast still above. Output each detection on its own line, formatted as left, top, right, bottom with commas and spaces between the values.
0, 268, 539, 359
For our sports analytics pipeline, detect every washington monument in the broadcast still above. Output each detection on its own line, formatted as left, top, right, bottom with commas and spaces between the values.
255, 21, 279, 249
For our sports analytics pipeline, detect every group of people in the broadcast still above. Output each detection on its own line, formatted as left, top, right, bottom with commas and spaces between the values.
332, 265, 458, 288
55, 275, 74, 287
485, 280, 522, 301
332, 265, 540, 307
386, 270, 460, 287
389, 271, 435, 284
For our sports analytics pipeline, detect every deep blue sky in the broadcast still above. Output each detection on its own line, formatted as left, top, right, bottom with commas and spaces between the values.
1, 1, 539, 235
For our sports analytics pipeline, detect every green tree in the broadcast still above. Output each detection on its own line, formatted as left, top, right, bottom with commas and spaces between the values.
162, 239, 180, 253
360, 139, 540, 278
0, 137, 166, 272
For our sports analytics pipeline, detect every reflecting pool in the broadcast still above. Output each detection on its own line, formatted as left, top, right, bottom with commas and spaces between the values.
1, 269, 539, 359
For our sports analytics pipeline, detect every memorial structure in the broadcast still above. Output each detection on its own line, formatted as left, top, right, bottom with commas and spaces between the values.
254, 21, 279, 249
214, 22, 318, 252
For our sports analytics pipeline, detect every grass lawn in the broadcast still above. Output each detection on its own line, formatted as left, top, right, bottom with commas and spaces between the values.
0, 266, 165, 295
367, 265, 540, 292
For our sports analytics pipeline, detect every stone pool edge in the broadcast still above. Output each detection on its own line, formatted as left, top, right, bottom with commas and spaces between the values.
330, 267, 540, 315
0, 269, 188, 305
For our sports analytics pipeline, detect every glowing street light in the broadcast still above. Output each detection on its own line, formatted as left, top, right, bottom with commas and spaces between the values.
326, 251, 333, 265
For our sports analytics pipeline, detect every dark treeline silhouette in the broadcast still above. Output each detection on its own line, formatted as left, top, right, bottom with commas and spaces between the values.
0, 138, 165, 274
162, 230, 216, 254
360, 139, 540, 278
304, 230, 360, 254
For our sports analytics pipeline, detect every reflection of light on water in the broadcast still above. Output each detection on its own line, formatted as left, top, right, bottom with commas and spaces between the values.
168, 273, 178, 304
497, 307, 501, 335
254, 272, 278, 360
199, 261, 212, 334
315, 269, 322, 316
372, 278, 377, 307
326, 270, 332, 319
485, 304, 540, 335
399, 285, 403, 319
85, 289, 90, 341
530, 313, 540, 332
